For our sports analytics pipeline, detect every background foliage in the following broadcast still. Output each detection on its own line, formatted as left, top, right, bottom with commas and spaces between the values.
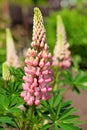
45, 8, 87, 67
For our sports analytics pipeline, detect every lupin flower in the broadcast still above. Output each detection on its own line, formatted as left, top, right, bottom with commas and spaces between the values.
52, 15, 71, 68
6, 28, 20, 68
21, 7, 53, 106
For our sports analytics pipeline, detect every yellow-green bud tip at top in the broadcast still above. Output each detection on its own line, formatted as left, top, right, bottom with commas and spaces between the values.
34, 7, 40, 15
34, 7, 43, 23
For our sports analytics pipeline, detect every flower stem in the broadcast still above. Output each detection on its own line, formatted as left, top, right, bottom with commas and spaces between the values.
27, 105, 35, 130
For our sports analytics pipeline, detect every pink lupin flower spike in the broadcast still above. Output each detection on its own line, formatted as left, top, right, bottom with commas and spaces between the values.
52, 15, 71, 69
21, 7, 53, 106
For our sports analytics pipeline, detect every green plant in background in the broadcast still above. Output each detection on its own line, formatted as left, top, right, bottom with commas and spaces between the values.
7, 0, 48, 7
0, 7, 87, 130
45, 8, 87, 67
52, 14, 87, 95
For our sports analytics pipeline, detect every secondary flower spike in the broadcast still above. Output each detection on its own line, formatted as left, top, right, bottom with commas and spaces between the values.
21, 7, 53, 106
6, 28, 20, 68
52, 15, 71, 68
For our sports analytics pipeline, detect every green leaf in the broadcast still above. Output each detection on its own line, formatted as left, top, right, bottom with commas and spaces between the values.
40, 124, 51, 130
53, 124, 59, 130
0, 127, 4, 130
53, 93, 62, 107
60, 115, 80, 123
62, 70, 73, 84
48, 96, 54, 107
0, 94, 9, 109
59, 107, 77, 120
74, 71, 83, 82
56, 102, 61, 119
40, 100, 48, 108
41, 114, 51, 120
61, 100, 72, 108
49, 89, 63, 108
75, 84, 87, 90
7, 107, 22, 116
9, 96, 23, 108
0, 116, 17, 127
59, 123, 81, 130
73, 86, 80, 94
74, 71, 87, 83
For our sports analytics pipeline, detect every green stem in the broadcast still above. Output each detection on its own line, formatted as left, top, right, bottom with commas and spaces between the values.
5, 80, 8, 88
53, 66, 60, 91
26, 105, 35, 130
29, 105, 35, 120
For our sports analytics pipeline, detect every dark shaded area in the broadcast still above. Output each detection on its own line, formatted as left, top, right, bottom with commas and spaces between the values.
9, 4, 23, 26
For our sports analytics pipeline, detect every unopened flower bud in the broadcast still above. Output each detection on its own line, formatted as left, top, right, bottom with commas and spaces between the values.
2, 62, 10, 81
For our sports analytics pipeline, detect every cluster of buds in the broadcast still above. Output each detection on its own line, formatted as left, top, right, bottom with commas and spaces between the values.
21, 8, 53, 106
6, 28, 20, 68
2, 62, 10, 81
52, 15, 71, 69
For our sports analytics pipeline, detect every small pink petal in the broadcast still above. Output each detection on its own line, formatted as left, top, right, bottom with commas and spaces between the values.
47, 87, 52, 92
39, 78, 44, 83
41, 87, 47, 92
34, 91, 40, 96
35, 100, 40, 105
21, 92, 26, 98
42, 70, 48, 75
45, 78, 52, 83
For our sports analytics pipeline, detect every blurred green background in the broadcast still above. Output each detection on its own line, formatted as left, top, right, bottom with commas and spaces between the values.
0, 0, 87, 69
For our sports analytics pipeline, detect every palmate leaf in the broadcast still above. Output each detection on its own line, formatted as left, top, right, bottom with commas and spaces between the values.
0, 127, 3, 130
61, 100, 72, 108
59, 107, 77, 120
73, 71, 87, 83
60, 70, 73, 85
59, 115, 80, 124
0, 93, 23, 118
75, 84, 87, 90
9, 67, 24, 82
0, 94, 23, 108
56, 102, 61, 119
73, 70, 87, 90
8, 96, 23, 108
59, 123, 82, 130
41, 89, 82, 130
40, 123, 51, 130
0, 116, 17, 128
53, 124, 59, 130
0, 80, 22, 98
0, 124, 3, 130
72, 86, 80, 94
56, 105, 82, 130
61, 69, 87, 93
48, 89, 62, 107
0, 94, 9, 110
40, 100, 48, 108
6, 81, 22, 96
7, 107, 22, 116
